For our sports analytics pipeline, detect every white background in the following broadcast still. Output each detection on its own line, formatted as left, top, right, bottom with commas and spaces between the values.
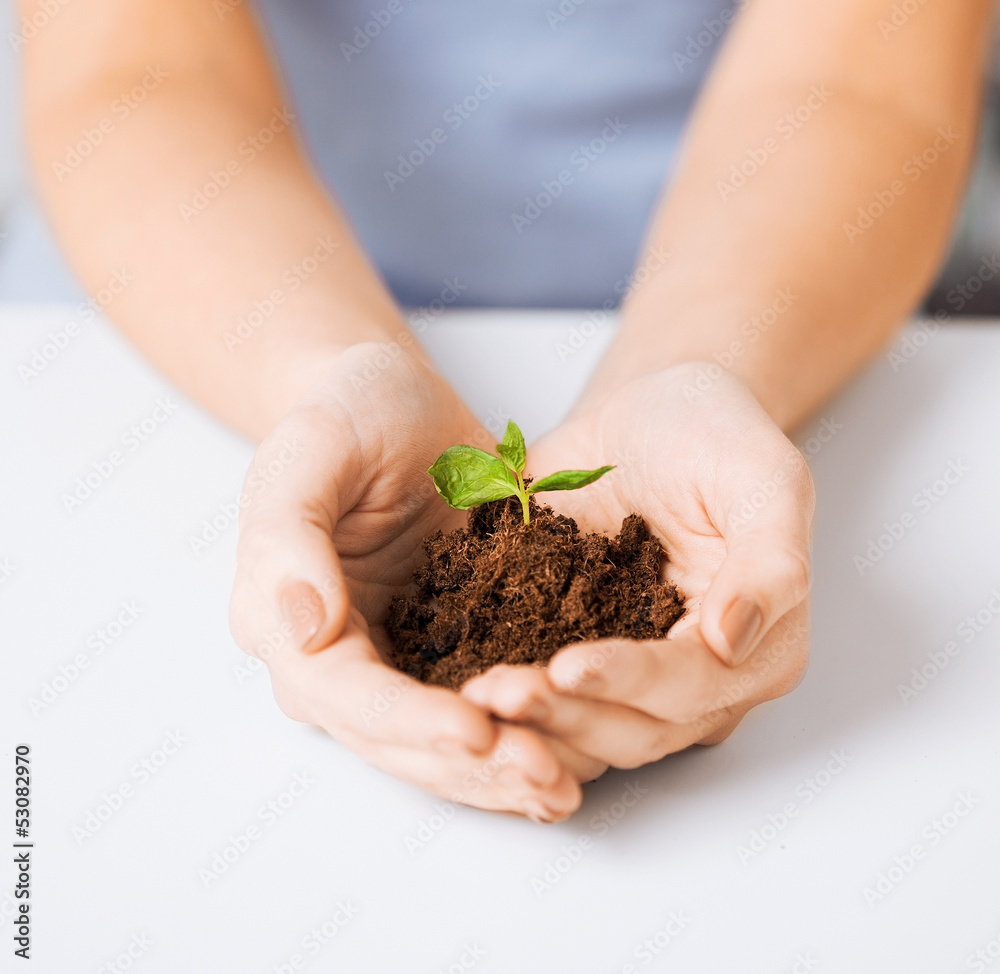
2, 307, 999, 973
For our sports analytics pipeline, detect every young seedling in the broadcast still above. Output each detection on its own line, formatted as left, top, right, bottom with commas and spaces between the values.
428, 420, 614, 524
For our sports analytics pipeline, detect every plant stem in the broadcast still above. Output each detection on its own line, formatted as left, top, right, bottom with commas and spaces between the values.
515, 471, 530, 524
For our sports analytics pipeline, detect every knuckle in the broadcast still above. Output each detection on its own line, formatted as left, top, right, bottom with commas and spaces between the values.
772, 547, 812, 602
271, 679, 310, 723
696, 708, 746, 746
772, 646, 810, 698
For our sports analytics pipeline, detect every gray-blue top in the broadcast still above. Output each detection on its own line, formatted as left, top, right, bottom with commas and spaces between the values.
0, 0, 734, 306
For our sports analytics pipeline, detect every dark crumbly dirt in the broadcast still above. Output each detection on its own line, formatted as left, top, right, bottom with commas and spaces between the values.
384, 496, 686, 690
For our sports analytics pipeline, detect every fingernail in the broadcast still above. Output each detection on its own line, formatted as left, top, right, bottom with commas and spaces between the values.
550, 664, 594, 692
280, 581, 326, 653
523, 799, 555, 824
720, 597, 762, 665
519, 697, 548, 723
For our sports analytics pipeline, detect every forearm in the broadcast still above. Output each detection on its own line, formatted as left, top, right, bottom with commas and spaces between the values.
22, 0, 411, 440
587, 0, 994, 431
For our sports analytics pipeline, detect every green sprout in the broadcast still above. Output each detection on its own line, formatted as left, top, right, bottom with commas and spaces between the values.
427, 420, 614, 525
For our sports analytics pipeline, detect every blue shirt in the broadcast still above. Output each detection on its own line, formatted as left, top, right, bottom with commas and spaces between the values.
0, 0, 734, 306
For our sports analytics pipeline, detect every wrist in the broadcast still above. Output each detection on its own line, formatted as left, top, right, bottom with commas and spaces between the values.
257, 314, 427, 438
581, 296, 807, 432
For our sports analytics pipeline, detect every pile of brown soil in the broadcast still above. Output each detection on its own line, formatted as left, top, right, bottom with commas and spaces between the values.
384, 496, 685, 690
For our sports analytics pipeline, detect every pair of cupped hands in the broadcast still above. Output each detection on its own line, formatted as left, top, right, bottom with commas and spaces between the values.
228, 343, 814, 823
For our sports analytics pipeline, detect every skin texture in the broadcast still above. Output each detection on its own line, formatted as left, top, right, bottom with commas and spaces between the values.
19, 0, 994, 820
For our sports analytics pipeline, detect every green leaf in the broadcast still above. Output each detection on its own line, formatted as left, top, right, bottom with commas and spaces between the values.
428, 445, 519, 510
527, 465, 615, 494
495, 420, 526, 475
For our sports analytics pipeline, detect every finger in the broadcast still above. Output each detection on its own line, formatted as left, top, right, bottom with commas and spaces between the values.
463, 665, 696, 769
699, 448, 815, 666
267, 610, 499, 757
694, 705, 752, 745
230, 405, 364, 659
374, 723, 584, 821
539, 735, 609, 785
267, 614, 587, 819
546, 631, 765, 724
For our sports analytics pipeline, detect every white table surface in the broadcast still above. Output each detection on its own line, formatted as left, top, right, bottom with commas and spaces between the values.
2, 305, 999, 974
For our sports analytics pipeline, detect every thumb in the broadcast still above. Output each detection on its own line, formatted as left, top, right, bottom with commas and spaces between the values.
699, 460, 814, 667
230, 424, 356, 660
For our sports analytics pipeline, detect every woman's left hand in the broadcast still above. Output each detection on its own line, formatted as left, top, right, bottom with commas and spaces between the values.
461, 362, 814, 772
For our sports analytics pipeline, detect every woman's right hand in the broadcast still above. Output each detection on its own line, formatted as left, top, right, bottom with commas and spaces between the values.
228, 343, 588, 820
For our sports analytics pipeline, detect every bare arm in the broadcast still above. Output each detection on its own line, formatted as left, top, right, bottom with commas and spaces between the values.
589, 0, 995, 430
20, 0, 410, 439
